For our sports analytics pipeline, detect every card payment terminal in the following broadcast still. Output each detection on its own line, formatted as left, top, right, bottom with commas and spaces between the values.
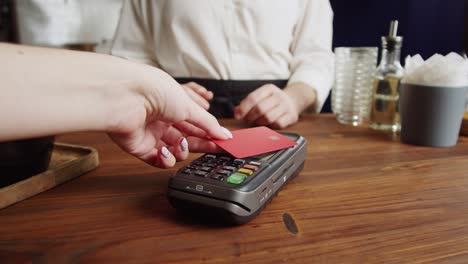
167, 132, 307, 225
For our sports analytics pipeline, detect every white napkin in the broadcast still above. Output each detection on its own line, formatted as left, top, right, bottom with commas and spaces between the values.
402, 52, 468, 87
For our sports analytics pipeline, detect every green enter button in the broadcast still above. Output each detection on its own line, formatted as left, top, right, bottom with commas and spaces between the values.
227, 173, 247, 184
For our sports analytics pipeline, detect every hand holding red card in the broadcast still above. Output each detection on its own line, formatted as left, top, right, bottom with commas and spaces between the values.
211, 126, 297, 158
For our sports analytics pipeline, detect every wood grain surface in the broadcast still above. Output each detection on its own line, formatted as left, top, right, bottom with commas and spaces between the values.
1, 114, 468, 263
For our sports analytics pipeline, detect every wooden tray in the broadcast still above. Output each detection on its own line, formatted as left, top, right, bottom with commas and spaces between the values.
0, 143, 99, 209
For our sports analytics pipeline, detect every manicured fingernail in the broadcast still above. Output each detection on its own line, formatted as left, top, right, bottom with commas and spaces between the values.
222, 127, 233, 139
180, 138, 188, 151
161, 146, 170, 159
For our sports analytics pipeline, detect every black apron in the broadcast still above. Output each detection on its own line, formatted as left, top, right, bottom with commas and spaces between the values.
175, 78, 288, 118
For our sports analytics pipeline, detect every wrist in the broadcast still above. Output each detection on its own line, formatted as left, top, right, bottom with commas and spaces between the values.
284, 82, 317, 114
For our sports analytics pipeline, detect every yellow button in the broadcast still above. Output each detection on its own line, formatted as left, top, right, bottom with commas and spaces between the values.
238, 168, 253, 175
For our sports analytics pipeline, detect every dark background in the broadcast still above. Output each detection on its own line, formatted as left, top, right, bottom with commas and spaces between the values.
331, 0, 466, 58
0, 0, 16, 43
322, 0, 467, 112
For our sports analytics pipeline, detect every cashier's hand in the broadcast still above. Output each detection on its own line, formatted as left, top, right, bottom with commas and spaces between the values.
181, 82, 213, 110
234, 84, 299, 129
109, 71, 231, 169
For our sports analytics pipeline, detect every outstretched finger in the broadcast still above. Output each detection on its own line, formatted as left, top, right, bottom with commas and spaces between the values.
187, 136, 221, 153
186, 104, 232, 140
173, 121, 207, 138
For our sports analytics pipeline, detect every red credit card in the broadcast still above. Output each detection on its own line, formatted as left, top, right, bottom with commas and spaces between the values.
211, 126, 297, 158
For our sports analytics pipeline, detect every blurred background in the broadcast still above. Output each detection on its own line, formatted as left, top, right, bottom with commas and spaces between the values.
0, 0, 124, 52
0, 0, 466, 111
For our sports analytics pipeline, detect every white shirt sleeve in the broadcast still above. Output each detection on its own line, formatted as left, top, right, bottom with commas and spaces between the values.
16, 0, 123, 47
288, 0, 335, 112
110, 0, 158, 66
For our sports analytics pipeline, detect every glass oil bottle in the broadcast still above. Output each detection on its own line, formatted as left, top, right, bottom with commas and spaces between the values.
369, 20, 404, 132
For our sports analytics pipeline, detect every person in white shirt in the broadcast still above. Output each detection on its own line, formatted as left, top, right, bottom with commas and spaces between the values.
110, 0, 334, 128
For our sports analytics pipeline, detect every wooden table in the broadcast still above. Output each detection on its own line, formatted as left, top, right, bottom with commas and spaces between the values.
1, 114, 468, 263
